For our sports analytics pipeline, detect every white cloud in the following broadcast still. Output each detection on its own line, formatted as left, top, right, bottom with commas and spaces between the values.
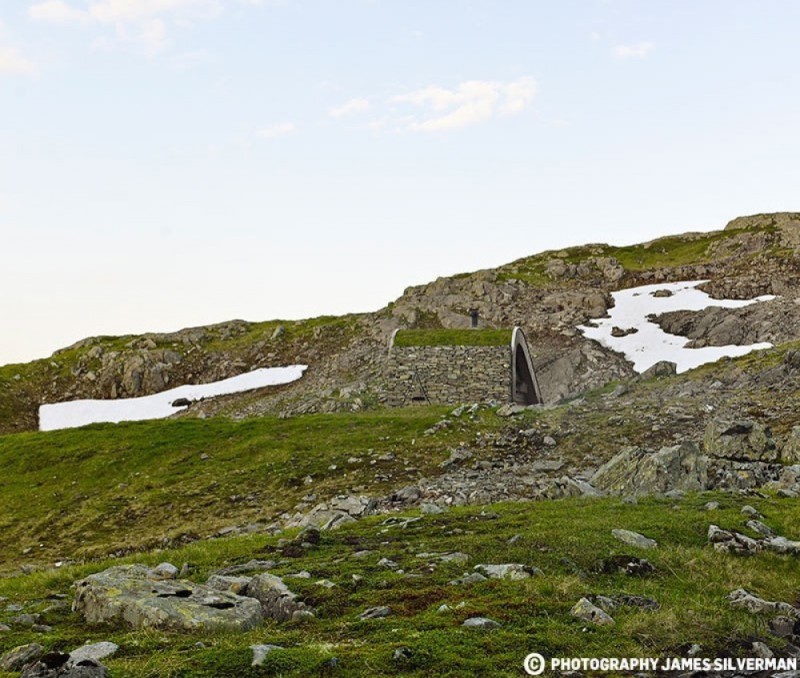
328, 97, 370, 118
256, 122, 296, 139
614, 41, 654, 59
28, 0, 256, 54
28, 0, 87, 23
0, 44, 36, 76
393, 76, 536, 132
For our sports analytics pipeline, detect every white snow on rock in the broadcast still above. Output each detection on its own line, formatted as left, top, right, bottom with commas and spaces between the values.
39, 365, 307, 431
578, 280, 774, 374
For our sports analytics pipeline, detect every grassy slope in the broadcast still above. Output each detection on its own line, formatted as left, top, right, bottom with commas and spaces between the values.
0, 314, 362, 435
0, 494, 798, 676
0, 407, 504, 569
393, 329, 511, 347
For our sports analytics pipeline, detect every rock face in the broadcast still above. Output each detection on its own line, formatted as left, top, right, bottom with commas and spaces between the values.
705, 419, 778, 462
592, 442, 707, 495
73, 565, 263, 632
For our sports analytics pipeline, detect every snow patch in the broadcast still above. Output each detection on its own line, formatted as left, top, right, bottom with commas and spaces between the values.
39, 365, 307, 431
578, 280, 774, 374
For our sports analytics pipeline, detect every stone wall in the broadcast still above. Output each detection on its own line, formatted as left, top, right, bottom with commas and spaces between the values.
385, 345, 511, 406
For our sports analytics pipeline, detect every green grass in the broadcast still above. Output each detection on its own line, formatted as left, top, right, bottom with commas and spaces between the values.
0, 407, 508, 570
0, 494, 798, 676
497, 221, 784, 287
393, 329, 511, 348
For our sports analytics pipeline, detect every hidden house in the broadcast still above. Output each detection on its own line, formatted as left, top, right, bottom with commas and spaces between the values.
385, 326, 542, 407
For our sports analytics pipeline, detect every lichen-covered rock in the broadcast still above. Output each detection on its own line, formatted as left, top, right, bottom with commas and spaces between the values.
0, 643, 44, 672
728, 589, 799, 617
571, 598, 615, 625
708, 524, 761, 554
473, 563, 537, 580
592, 442, 708, 495
72, 565, 263, 632
246, 573, 312, 622
705, 419, 779, 462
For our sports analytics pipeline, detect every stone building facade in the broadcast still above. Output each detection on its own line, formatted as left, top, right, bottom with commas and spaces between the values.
385, 327, 542, 407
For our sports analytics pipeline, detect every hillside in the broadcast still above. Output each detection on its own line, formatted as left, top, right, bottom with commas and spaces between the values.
3, 212, 800, 436
2, 213, 800, 676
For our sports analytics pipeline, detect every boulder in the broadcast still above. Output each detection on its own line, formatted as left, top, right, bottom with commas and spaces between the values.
246, 573, 312, 622
571, 598, 614, 625
20, 652, 108, 678
0, 643, 44, 672
639, 361, 677, 380
705, 419, 779, 462
294, 495, 376, 530
73, 565, 263, 632
461, 617, 501, 629
592, 442, 708, 495
728, 589, 799, 618
68, 643, 118, 664
708, 524, 761, 555
473, 563, 537, 580
612, 529, 657, 550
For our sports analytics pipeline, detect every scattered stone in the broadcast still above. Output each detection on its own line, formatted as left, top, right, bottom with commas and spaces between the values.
437, 604, 451, 613
594, 555, 655, 577
449, 572, 488, 586
639, 361, 677, 379
708, 524, 761, 554
591, 594, 660, 612
73, 565, 263, 632
32, 625, 53, 633
728, 589, 799, 617
474, 563, 538, 580
68, 643, 118, 664
393, 647, 413, 662
764, 536, 800, 555
747, 519, 775, 537
543, 435, 557, 447
461, 617, 500, 629
612, 529, 657, 550
150, 562, 179, 580
705, 501, 720, 511
741, 505, 760, 517
571, 598, 615, 626
378, 557, 399, 570
496, 404, 526, 417
752, 641, 774, 659
251, 644, 283, 667
610, 326, 638, 338
12, 613, 39, 627
359, 606, 392, 620
420, 503, 444, 515
0, 643, 45, 672
440, 448, 473, 468
247, 573, 312, 623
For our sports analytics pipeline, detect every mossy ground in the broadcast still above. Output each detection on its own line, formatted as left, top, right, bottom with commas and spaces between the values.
1, 494, 799, 676
392, 329, 511, 347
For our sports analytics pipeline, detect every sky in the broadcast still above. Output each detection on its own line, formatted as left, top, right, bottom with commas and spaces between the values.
2, 0, 799, 366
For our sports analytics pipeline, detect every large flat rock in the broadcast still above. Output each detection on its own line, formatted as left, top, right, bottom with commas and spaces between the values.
73, 565, 263, 632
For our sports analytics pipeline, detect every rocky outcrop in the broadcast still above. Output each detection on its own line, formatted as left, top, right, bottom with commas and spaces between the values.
705, 419, 778, 462
246, 573, 313, 623
592, 442, 708, 495
73, 565, 263, 632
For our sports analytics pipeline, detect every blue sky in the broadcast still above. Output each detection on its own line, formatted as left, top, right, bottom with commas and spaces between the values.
2, 0, 799, 365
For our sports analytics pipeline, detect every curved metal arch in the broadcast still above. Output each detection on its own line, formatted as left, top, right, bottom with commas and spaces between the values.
510, 327, 542, 405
